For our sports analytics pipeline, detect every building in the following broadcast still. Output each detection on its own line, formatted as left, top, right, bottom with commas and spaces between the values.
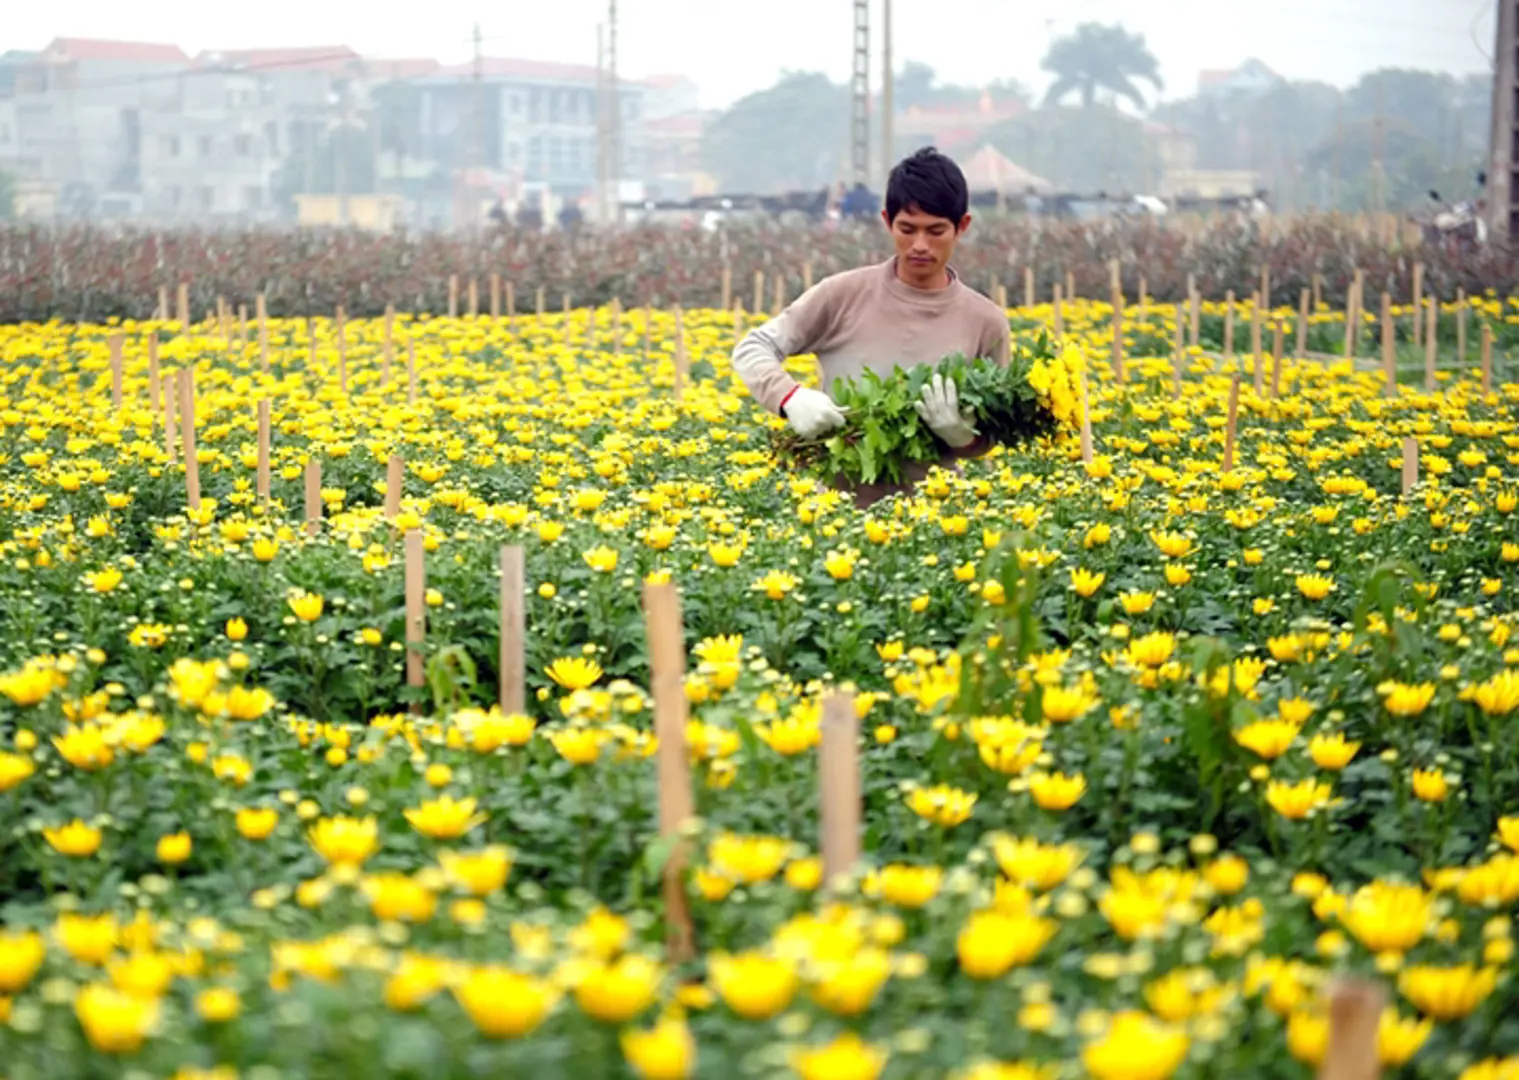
412, 56, 647, 197
896, 94, 1027, 157
1196, 59, 1282, 99
1, 36, 688, 226
4, 39, 191, 215
959, 144, 1050, 195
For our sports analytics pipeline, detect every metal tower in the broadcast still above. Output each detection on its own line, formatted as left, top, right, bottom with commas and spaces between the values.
851, 0, 870, 184
1488, 0, 1518, 241
880, 0, 893, 189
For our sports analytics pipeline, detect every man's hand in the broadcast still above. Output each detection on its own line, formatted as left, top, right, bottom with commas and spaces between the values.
915, 373, 979, 449
783, 387, 849, 440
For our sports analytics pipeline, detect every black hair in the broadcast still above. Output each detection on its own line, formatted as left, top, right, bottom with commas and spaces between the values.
885, 147, 968, 223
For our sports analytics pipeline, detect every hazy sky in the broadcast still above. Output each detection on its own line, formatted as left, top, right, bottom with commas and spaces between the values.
7, 0, 1493, 109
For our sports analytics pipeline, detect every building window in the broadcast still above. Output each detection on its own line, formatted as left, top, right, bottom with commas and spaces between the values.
234, 134, 252, 156
529, 89, 542, 124
265, 121, 279, 154
199, 136, 213, 157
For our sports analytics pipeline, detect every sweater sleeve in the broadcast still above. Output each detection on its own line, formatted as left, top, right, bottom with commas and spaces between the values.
731, 279, 837, 414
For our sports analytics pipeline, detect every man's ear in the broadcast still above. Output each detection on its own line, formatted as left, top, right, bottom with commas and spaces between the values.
881, 209, 893, 229
958, 214, 972, 236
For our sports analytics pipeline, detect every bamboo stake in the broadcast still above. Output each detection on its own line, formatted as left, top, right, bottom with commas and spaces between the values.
161, 368, 176, 462
507, 281, 517, 330
1223, 375, 1240, 473
385, 455, 404, 519
1456, 289, 1468, 361
1271, 322, 1284, 399
1297, 287, 1310, 359
1481, 324, 1493, 395
304, 460, 322, 536
644, 581, 697, 963
499, 546, 527, 715
803, 262, 814, 293
1223, 290, 1235, 359
467, 277, 479, 319
1052, 284, 1064, 337
256, 400, 271, 506
1023, 266, 1035, 308
176, 282, 189, 327
1402, 436, 1419, 496
1316, 979, 1384, 1080
1111, 293, 1125, 382
158, 285, 170, 321
720, 265, 732, 310
1189, 286, 1201, 349
1411, 262, 1424, 346
772, 274, 785, 315
535, 286, 545, 319
1381, 292, 1396, 398
1251, 293, 1263, 395
1424, 299, 1438, 392
1065, 269, 1075, 301
1344, 270, 1363, 360
108, 334, 124, 408
147, 336, 161, 419
178, 369, 200, 511
490, 273, 501, 319
405, 529, 426, 693
448, 274, 459, 318
753, 269, 765, 316
820, 693, 861, 883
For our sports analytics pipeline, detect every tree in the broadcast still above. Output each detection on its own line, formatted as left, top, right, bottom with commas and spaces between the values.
983, 105, 1158, 193
701, 72, 850, 192
895, 61, 1028, 111
1041, 23, 1162, 111
272, 124, 377, 211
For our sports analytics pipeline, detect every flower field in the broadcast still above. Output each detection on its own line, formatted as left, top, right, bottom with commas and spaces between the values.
0, 290, 1517, 1078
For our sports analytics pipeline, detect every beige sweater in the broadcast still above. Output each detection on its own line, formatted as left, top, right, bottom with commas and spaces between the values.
733, 257, 1010, 505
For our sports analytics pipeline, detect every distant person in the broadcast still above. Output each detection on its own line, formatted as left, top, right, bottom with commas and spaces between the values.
517, 204, 543, 232
1022, 186, 1044, 217
841, 182, 875, 220
559, 202, 584, 231
732, 147, 1009, 508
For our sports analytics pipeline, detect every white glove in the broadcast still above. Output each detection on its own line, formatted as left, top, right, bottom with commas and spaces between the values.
783, 387, 848, 440
915, 373, 979, 449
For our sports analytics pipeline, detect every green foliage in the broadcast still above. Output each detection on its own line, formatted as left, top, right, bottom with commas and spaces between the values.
771, 341, 1060, 487
1040, 22, 1164, 110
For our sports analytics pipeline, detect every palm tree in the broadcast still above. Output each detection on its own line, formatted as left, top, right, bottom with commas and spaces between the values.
1041, 23, 1163, 111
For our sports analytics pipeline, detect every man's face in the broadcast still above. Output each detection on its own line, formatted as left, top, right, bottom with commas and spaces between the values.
883, 205, 970, 286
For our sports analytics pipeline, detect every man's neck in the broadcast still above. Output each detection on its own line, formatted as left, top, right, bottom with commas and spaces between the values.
894, 259, 952, 291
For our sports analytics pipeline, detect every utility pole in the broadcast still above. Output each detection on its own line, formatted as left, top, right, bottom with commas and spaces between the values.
880, 0, 893, 189
1488, 0, 1518, 242
608, 0, 621, 222
596, 23, 608, 224
1371, 79, 1386, 213
851, 0, 870, 185
469, 22, 485, 235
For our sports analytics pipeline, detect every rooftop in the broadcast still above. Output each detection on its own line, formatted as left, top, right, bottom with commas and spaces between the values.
196, 46, 361, 74
43, 37, 190, 64
433, 56, 603, 83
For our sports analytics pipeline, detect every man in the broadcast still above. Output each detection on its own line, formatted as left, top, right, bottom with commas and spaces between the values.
733, 147, 1010, 507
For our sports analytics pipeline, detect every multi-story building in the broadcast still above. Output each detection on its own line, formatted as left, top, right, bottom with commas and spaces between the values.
4, 39, 190, 215
411, 56, 647, 195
